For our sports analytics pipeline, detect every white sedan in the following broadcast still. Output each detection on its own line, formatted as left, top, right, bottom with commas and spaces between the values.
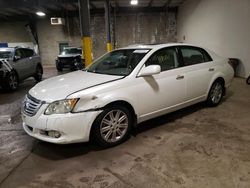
22, 43, 234, 147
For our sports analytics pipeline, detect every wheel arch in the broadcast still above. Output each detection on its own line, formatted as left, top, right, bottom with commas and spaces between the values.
89, 100, 137, 142
207, 76, 226, 97
103, 100, 137, 123
36, 63, 43, 74
10, 69, 20, 82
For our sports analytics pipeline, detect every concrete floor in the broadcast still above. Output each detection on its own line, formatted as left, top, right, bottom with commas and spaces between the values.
0, 67, 250, 188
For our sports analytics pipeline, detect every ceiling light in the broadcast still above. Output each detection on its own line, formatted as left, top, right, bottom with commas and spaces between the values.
130, 0, 138, 5
36, 11, 46, 17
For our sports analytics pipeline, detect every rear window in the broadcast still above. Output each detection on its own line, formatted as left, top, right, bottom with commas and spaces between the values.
23, 49, 34, 57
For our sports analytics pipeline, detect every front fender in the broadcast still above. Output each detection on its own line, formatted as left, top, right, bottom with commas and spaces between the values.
71, 93, 137, 114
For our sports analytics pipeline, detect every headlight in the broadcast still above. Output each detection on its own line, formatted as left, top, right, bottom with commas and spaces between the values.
44, 98, 79, 115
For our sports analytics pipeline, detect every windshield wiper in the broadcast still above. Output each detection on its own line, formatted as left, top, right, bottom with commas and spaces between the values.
85, 69, 126, 76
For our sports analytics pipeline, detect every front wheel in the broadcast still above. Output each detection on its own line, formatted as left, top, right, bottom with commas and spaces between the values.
246, 76, 250, 85
56, 61, 63, 72
207, 80, 224, 106
2, 71, 18, 91
92, 105, 132, 147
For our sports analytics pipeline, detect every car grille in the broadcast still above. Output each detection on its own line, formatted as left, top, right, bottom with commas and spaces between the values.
59, 57, 75, 64
22, 94, 43, 116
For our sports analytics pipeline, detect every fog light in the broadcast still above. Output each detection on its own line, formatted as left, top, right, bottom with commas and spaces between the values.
40, 130, 46, 135
48, 131, 61, 138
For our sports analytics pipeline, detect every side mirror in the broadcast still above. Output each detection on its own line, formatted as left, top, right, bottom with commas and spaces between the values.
14, 55, 21, 61
138, 65, 161, 77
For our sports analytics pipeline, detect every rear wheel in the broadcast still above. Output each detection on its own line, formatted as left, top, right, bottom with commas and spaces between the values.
207, 80, 224, 106
34, 65, 43, 82
2, 71, 18, 91
92, 105, 132, 147
246, 76, 250, 85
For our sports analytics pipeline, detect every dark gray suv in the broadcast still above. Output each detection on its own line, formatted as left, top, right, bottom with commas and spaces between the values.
0, 47, 43, 90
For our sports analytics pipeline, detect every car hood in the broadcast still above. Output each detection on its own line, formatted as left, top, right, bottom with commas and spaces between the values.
29, 71, 123, 102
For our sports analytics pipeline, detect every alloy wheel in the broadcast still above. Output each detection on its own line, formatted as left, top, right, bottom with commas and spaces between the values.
9, 73, 18, 90
100, 110, 129, 143
211, 82, 223, 104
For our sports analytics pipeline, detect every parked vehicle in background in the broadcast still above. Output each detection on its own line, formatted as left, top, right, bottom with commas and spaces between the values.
55, 47, 84, 71
0, 47, 43, 91
22, 43, 234, 147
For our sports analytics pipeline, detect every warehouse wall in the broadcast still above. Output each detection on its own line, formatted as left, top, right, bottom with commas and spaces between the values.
0, 21, 36, 49
177, 0, 250, 78
36, 12, 177, 65
0, 21, 32, 42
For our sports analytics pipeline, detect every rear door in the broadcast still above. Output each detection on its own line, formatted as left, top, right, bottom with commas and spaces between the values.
12, 48, 29, 80
178, 46, 214, 101
23, 49, 37, 76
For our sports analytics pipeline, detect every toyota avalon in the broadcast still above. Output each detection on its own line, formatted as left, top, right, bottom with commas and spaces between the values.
22, 43, 234, 147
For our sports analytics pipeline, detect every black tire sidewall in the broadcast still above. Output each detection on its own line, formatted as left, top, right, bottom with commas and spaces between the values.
56, 61, 63, 71
247, 76, 250, 85
34, 66, 43, 82
207, 81, 223, 106
4, 71, 18, 91
92, 105, 132, 147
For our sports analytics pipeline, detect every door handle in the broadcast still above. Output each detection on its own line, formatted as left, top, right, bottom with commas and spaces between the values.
209, 68, 214, 72
176, 75, 184, 80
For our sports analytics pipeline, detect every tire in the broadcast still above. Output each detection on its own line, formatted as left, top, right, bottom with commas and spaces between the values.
56, 62, 63, 72
70, 66, 76, 71
91, 105, 132, 147
207, 80, 224, 106
34, 65, 43, 82
246, 76, 250, 85
2, 71, 18, 91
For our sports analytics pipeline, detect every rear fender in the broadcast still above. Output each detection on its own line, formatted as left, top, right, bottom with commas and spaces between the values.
206, 72, 225, 97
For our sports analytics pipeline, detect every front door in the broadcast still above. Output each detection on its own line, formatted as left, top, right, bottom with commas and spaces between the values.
135, 47, 186, 122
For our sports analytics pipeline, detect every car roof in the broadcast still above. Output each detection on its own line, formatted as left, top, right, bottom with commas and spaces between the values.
0, 47, 15, 51
120, 43, 203, 50
0, 47, 33, 51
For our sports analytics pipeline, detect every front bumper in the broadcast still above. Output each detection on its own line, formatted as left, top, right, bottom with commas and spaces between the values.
0, 70, 7, 85
57, 58, 75, 67
22, 104, 102, 144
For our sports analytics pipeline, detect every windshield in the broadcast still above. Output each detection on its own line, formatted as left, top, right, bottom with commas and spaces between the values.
0, 51, 13, 59
86, 49, 150, 76
61, 48, 81, 55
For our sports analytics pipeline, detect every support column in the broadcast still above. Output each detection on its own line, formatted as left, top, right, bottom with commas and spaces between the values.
79, 0, 92, 66
105, 0, 112, 52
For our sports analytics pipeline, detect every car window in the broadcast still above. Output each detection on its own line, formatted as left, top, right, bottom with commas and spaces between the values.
27, 49, 34, 57
180, 47, 212, 66
61, 48, 82, 55
15, 49, 25, 59
145, 48, 179, 71
22, 49, 34, 58
0, 51, 13, 59
86, 49, 150, 76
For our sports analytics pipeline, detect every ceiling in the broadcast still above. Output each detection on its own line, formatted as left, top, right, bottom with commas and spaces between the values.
0, 0, 186, 20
